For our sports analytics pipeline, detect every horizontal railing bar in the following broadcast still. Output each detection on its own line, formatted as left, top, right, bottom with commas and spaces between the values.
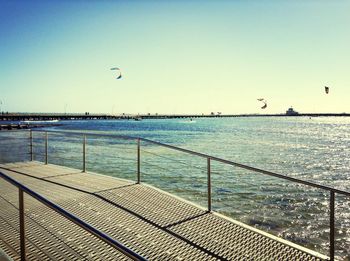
0, 140, 27, 144
83, 153, 135, 161
89, 143, 134, 147
141, 149, 202, 167
140, 140, 350, 196
142, 161, 183, 175
0, 147, 30, 153
210, 157, 350, 196
0, 137, 29, 141
0, 171, 147, 261
0, 143, 28, 147
0, 129, 32, 133
27, 129, 350, 196
32, 129, 137, 141
34, 152, 80, 159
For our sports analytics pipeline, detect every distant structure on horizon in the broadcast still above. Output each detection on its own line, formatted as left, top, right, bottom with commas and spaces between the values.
286, 107, 299, 116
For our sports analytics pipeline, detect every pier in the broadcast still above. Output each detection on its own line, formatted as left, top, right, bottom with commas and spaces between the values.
1, 112, 350, 122
1, 130, 349, 260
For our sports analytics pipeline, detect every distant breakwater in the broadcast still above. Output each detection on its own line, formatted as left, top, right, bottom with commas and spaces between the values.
1, 113, 350, 121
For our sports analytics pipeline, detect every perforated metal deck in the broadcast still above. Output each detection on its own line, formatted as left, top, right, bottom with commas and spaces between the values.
0, 162, 329, 260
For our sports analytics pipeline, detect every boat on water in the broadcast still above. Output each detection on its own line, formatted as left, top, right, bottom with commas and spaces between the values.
286, 107, 299, 116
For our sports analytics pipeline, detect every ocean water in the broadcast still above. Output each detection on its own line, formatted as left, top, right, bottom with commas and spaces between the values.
1, 117, 349, 259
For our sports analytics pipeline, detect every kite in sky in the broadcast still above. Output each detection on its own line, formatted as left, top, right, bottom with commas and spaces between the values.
257, 98, 267, 109
110, 67, 122, 79
325, 86, 329, 94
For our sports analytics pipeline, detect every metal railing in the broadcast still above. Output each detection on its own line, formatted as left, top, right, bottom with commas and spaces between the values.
11, 129, 350, 260
0, 170, 147, 261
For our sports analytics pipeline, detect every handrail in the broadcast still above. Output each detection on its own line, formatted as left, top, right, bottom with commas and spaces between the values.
25, 129, 350, 260
0, 170, 147, 261
30, 129, 350, 196
141, 138, 350, 196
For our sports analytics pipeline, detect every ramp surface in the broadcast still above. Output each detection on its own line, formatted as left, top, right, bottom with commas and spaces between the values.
0, 162, 329, 260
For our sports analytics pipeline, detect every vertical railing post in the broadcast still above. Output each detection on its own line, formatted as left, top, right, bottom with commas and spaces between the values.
19, 188, 26, 261
207, 157, 212, 212
29, 130, 33, 161
330, 190, 335, 261
45, 132, 48, 165
83, 135, 86, 173
137, 138, 140, 184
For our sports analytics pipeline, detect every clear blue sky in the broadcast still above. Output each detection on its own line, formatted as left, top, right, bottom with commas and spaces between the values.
1, 0, 349, 114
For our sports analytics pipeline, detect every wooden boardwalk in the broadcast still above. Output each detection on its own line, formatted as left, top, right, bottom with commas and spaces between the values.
0, 162, 329, 260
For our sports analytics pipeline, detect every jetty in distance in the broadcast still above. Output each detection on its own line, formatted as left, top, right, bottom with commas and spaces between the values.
1, 111, 350, 122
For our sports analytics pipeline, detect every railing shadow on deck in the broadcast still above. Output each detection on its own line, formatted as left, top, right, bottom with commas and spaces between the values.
0, 170, 147, 261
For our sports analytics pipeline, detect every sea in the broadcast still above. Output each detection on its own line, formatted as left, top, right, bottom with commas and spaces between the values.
1, 116, 349, 259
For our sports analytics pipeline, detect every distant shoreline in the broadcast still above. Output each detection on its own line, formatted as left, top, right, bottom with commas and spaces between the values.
1, 112, 350, 121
